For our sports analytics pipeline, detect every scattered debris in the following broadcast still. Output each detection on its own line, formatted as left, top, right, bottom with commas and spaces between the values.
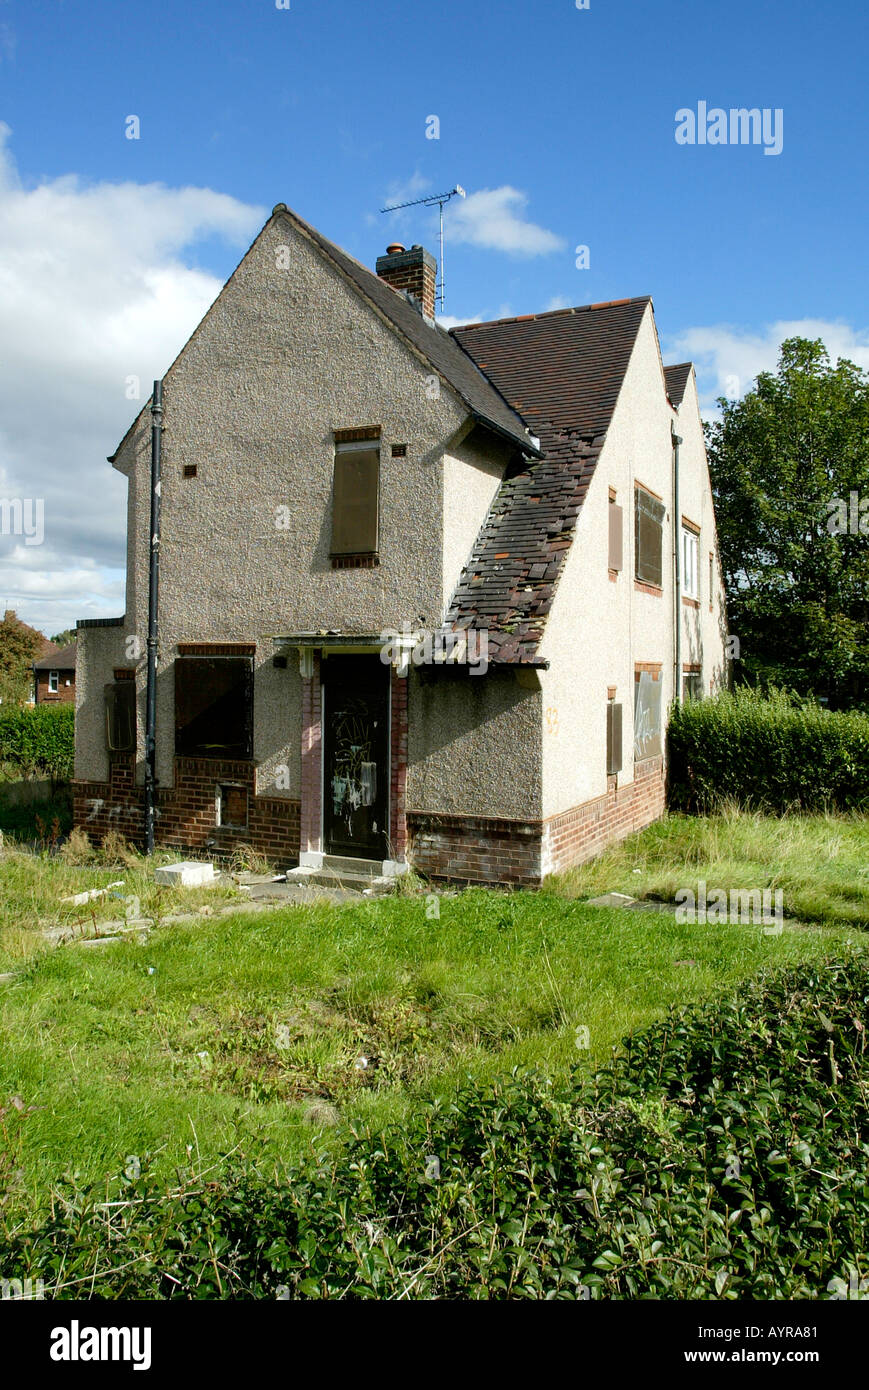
60, 881, 124, 907
587, 892, 638, 908
153, 861, 216, 888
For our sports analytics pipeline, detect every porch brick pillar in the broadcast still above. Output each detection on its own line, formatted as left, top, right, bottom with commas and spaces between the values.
390, 666, 408, 861
300, 651, 322, 855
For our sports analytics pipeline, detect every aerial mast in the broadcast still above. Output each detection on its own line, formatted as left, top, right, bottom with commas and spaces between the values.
380, 185, 466, 315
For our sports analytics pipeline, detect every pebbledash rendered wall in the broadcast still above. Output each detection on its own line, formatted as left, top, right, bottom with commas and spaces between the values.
73, 209, 540, 865
407, 304, 727, 886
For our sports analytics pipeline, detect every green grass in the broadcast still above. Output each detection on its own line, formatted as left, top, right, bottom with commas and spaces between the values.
2, 807, 866, 1219
548, 806, 869, 930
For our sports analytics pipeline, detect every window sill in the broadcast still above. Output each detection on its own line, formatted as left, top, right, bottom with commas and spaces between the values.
682, 595, 700, 609
634, 579, 663, 597
331, 553, 380, 570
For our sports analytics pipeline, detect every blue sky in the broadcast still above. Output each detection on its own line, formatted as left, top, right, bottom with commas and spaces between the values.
0, 0, 867, 631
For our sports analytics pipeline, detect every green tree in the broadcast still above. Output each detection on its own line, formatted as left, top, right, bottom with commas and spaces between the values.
50, 628, 76, 648
705, 338, 869, 708
0, 612, 44, 706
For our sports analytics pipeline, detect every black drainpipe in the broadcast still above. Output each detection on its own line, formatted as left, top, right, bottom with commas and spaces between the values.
672, 425, 683, 705
144, 379, 163, 854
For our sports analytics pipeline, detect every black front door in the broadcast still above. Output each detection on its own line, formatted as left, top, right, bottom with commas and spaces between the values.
322, 655, 389, 859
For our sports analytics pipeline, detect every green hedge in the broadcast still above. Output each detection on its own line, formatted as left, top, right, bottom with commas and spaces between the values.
668, 687, 869, 813
2, 956, 867, 1299
0, 703, 75, 783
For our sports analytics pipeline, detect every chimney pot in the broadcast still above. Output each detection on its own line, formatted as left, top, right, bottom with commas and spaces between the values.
376, 242, 437, 319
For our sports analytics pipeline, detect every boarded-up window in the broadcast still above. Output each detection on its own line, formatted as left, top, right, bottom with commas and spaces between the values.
606, 700, 623, 774
175, 657, 253, 760
608, 497, 623, 571
105, 681, 136, 753
331, 445, 380, 555
633, 669, 662, 760
217, 783, 248, 828
635, 487, 665, 587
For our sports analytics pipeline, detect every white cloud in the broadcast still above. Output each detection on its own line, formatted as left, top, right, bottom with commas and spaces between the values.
448, 187, 565, 257
0, 123, 265, 635
436, 313, 482, 331
544, 295, 571, 312
666, 318, 869, 417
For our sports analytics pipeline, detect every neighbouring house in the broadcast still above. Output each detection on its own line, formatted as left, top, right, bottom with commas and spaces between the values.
73, 203, 727, 885
33, 640, 77, 705
0, 610, 58, 705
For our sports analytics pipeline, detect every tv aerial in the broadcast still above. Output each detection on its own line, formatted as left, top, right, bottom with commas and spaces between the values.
380, 185, 466, 315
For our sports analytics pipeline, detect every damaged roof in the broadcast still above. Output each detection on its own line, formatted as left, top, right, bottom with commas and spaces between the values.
446, 299, 653, 663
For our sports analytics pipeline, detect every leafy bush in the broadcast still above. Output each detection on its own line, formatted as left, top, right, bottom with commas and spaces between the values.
2, 956, 867, 1300
668, 687, 869, 813
0, 704, 74, 784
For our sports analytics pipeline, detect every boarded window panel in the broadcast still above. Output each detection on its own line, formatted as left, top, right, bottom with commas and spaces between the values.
331, 448, 379, 555
608, 500, 623, 571
606, 701, 623, 774
633, 671, 662, 760
218, 784, 248, 827
635, 489, 665, 587
105, 682, 136, 753
175, 657, 253, 760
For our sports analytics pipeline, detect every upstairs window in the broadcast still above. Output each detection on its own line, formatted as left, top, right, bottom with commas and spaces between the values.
635, 486, 665, 588
631, 489, 664, 586
331, 435, 380, 559
608, 492, 623, 573
175, 656, 253, 760
681, 526, 699, 600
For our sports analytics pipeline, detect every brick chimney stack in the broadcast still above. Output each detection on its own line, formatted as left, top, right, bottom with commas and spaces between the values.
376, 243, 437, 319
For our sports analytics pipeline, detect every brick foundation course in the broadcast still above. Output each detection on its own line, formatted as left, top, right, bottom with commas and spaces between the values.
407, 757, 665, 887
73, 755, 300, 862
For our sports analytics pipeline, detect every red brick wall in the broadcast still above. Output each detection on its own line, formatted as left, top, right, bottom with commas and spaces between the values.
543, 756, 665, 875
407, 758, 665, 887
407, 811, 542, 887
73, 754, 300, 862
35, 672, 76, 704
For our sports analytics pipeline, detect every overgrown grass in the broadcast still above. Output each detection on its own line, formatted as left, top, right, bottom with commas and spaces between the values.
0, 842, 242, 973
1, 811, 865, 1218
3, 955, 867, 1299
548, 807, 869, 931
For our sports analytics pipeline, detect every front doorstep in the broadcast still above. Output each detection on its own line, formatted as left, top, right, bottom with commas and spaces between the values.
298, 850, 325, 870
295, 851, 408, 877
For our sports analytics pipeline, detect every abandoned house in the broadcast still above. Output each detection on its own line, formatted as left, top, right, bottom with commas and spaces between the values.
73, 202, 727, 885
